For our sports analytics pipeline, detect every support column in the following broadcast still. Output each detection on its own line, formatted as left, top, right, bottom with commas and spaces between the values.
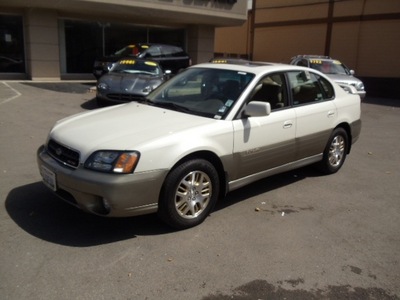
25, 8, 61, 80
187, 25, 215, 65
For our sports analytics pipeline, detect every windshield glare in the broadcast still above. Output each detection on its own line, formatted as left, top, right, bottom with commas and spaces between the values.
111, 60, 160, 75
310, 60, 349, 75
147, 68, 255, 119
114, 45, 142, 57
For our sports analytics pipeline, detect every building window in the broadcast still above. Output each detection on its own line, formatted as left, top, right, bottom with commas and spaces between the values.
0, 15, 25, 73
60, 19, 186, 74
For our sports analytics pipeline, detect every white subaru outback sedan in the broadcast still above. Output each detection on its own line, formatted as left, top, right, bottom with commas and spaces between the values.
37, 59, 361, 229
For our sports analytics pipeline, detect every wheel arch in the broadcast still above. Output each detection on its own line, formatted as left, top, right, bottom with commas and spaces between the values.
161, 150, 228, 200
335, 122, 352, 154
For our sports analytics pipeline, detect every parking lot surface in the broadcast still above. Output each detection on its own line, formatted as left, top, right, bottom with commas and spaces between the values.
1, 81, 399, 300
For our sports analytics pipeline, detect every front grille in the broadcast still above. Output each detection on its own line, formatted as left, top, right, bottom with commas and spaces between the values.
47, 139, 80, 168
107, 93, 145, 102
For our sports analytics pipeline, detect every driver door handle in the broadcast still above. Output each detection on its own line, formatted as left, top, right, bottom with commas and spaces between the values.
283, 120, 293, 129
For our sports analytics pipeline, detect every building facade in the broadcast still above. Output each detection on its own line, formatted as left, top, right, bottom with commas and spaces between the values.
215, 0, 400, 98
0, 0, 247, 80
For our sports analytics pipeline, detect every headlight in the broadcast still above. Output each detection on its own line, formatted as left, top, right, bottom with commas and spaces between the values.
107, 63, 115, 71
355, 82, 365, 91
85, 151, 140, 174
97, 82, 109, 90
142, 85, 152, 94
338, 83, 358, 94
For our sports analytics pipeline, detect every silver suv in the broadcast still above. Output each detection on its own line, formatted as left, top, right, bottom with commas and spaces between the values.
290, 55, 366, 99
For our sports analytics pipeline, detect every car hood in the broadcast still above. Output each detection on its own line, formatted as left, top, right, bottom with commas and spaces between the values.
49, 103, 215, 160
100, 73, 162, 94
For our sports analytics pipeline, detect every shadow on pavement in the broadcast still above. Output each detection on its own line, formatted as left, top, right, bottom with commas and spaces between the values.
363, 97, 400, 107
215, 166, 319, 212
5, 182, 172, 247
5, 166, 320, 247
21, 82, 95, 94
81, 97, 99, 110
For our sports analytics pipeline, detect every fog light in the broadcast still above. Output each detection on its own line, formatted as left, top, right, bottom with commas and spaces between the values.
103, 198, 111, 213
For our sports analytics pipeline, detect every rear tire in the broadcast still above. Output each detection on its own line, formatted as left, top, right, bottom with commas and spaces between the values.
319, 127, 348, 174
158, 159, 219, 229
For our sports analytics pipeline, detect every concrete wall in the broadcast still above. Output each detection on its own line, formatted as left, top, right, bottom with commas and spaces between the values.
215, 0, 400, 79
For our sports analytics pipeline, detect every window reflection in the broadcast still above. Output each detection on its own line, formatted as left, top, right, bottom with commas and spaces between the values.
0, 15, 25, 73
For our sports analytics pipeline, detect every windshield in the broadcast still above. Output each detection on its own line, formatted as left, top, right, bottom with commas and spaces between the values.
146, 67, 254, 119
310, 59, 349, 75
113, 45, 146, 57
110, 59, 160, 75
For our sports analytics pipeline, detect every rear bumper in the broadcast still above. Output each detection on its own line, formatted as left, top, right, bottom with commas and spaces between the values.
351, 119, 362, 145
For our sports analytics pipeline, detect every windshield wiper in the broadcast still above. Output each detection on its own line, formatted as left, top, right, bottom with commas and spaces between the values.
139, 97, 154, 105
152, 101, 193, 113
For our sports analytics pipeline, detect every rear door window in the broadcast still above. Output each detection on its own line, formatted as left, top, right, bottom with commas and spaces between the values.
288, 71, 334, 105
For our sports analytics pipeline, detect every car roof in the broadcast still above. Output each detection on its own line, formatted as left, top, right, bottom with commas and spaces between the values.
292, 55, 332, 59
291, 55, 343, 63
130, 43, 184, 48
192, 58, 310, 75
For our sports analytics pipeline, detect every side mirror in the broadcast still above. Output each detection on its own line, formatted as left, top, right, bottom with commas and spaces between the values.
349, 69, 355, 75
243, 101, 271, 117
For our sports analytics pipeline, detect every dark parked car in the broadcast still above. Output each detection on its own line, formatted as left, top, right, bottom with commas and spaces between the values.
96, 58, 170, 106
290, 55, 366, 99
93, 43, 191, 79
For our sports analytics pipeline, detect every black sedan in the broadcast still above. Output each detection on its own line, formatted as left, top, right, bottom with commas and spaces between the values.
96, 58, 170, 106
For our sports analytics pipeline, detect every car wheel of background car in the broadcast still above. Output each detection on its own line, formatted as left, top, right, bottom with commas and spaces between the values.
319, 127, 348, 174
158, 159, 219, 229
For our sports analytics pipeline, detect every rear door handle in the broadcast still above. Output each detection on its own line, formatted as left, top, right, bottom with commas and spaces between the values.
327, 111, 335, 118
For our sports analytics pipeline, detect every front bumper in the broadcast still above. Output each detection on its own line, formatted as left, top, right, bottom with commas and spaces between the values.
37, 145, 168, 217
357, 90, 366, 100
96, 91, 144, 105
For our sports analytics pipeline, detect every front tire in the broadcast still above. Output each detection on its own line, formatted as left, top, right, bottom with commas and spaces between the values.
158, 159, 219, 229
319, 127, 348, 174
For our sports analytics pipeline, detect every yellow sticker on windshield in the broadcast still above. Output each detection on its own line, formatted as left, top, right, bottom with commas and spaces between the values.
120, 59, 136, 65
145, 61, 157, 66
310, 59, 322, 64
142, 45, 149, 48
212, 59, 228, 64
333, 60, 341, 64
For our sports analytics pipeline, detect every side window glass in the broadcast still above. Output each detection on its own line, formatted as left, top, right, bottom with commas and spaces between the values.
296, 59, 308, 67
288, 71, 332, 105
250, 73, 288, 110
162, 46, 173, 57
318, 76, 335, 99
145, 46, 163, 58
161, 46, 185, 57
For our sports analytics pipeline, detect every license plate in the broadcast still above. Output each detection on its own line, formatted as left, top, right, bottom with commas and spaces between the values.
41, 165, 57, 191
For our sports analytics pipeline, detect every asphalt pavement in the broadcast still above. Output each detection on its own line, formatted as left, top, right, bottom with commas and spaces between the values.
0, 81, 399, 300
